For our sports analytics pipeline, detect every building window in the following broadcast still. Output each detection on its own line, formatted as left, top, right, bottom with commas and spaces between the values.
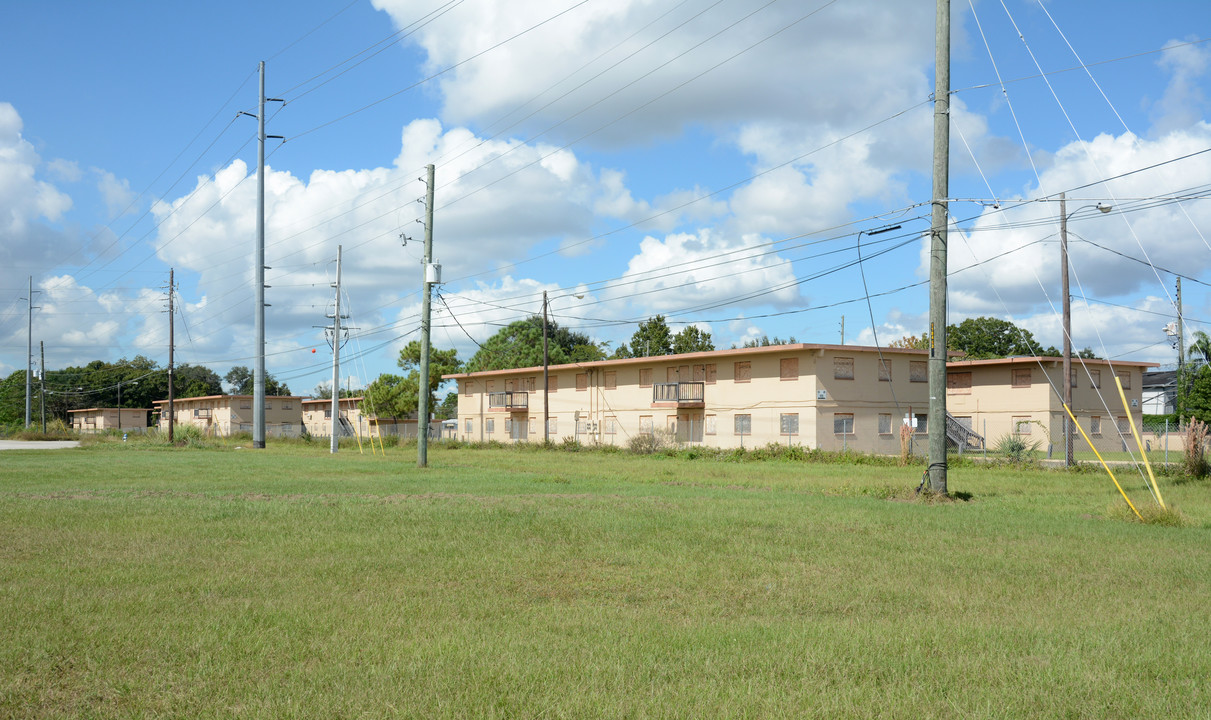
1090, 369, 1101, 389
240, 423, 251, 432
878, 360, 892, 382
521, 377, 537, 393
547, 375, 558, 393
734, 361, 751, 383
639, 369, 653, 388
693, 364, 717, 383
910, 361, 927, 383
265, 401, 274, 411
282, 401, 293, 410
530, 417, 537, 434
780, 413, 799, 435
734, 414, 751, 436
1090, 416, 1101, 435
486, 380, 495, 393
914, 414, 928, 434
505, 418, 513, 435
1117, 416, 1130, 433
281, 422, 292, 431
1070, 369, 1078, 388
639, 415, 653, 435
780, 357, 799, 381
705, 414, 716, 435
1116, 371, 1131, 390
1013, 416, 1032, 434
604, 416, 617, 435
486, 418, 495, 434
833, 357, 854, 380
833, 413, 854, 435
465, 418, 473, 434
240, 399, 251, 409
547, 417, 557, 435
667, 367, 680, 383
947, 371, 972, 394
604, 371, 617, 390
1012, 368, 1032, 388
461, 380, 473, 395
324, 409, 332, 419
576, 373, 588, 391
878, 413, 893, 434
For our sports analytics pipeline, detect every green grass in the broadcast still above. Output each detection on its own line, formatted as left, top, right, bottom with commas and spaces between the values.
2, 440, 1209, 718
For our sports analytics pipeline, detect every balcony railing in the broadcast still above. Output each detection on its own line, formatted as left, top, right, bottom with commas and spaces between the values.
488, 391, 529, 411
652, 382, 705, 405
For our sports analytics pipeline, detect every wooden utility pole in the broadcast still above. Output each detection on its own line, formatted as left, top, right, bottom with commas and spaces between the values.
1060, 192, 1074, 467
1177, 277, 1185, 422
927, 0, 951, 494
39, 341, 45, 433
418, 164, 435, 467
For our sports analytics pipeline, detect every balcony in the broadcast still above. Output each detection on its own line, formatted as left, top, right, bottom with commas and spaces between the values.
652, 382, 705, 408
488, 391, 529, 411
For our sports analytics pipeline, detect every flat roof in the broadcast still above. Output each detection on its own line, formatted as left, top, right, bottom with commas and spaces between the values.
300, 396, 364, 405
152, 394, 305, 405
67, 407, 152, 413
946, 357, 1157, 369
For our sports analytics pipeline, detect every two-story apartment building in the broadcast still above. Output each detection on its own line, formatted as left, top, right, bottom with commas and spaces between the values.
153, 395, 305, 437
945, 357, 1156, 452
445, 344, 939, 452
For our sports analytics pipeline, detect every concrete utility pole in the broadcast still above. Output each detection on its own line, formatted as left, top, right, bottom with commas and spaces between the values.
329, 245, 343, 454
39, 341, 45, 433
927, 0, 951, 494
543, 290, 550, 444
1060, 192, 1073, 467
168, 268, 175, 443
418, 164, 436, 468
1177, 277, 1185, 421
840, 315, 845, 345
24, 276, 40, 428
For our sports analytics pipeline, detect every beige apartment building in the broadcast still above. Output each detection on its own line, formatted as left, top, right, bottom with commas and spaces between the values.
153, 394, 305, 437
946, 357, 1156, 452
445, 344, 940, 453
67, 407, 151, 433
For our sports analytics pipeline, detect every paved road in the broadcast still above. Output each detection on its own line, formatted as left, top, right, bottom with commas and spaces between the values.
0, 440, 81, 451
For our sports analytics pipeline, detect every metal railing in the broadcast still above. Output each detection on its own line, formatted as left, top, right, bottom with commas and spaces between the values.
652, 382, 705, 404
488, 391, 529, 410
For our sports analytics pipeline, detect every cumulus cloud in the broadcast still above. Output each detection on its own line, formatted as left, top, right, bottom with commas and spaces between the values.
0, 103, 74, 266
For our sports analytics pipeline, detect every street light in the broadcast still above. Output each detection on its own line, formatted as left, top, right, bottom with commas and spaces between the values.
1060, 191, 1112, 467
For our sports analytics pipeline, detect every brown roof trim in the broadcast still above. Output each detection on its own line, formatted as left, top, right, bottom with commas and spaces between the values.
443, 343, 951, 380
946, 357, 1158, 368
301, 396, 365, 405
67, 407, 152, 413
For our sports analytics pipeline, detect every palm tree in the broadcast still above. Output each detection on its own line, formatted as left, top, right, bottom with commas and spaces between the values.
1189, 330, 1211, 366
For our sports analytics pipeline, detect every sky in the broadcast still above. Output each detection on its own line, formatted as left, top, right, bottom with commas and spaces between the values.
2, 0, 1210, 399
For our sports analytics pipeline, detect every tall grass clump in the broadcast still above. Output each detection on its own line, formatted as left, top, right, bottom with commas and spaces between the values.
993, 432, 1043, 463
627, 429, 676, 455
1184, 418, 1208, 478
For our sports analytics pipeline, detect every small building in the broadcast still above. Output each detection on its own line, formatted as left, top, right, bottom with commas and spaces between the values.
153, 395, 305, 437
1141, 370, 1177, 416
67, 407, 151, 433
445, 344, 939, 453
946, 357, 1157, 453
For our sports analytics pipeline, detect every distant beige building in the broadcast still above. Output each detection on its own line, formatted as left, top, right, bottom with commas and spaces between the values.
445, 344, 941, 453
153, 395, 305, 437
946, 357, 1157, 451
67, 407, 150, 433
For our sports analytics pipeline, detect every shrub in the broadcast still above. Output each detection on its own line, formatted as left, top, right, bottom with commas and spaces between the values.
993, 432, 1043, 463
628, 429, 676, 455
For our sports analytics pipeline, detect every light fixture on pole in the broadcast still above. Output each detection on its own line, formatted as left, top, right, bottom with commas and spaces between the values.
1060, 192, 1112, 467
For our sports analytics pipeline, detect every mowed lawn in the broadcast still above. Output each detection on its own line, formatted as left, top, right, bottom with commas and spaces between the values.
1, 441, 1209, 718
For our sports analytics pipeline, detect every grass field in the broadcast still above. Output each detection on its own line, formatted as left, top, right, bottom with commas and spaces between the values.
2, 439, 1209, 718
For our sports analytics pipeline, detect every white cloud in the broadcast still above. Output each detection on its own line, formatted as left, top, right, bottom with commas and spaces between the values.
1151, 38, 1211, 136
94, 169, 135, 218
0, 103, 74, 266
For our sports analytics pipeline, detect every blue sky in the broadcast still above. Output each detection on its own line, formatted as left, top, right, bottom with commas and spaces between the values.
2, 0, 1210, 397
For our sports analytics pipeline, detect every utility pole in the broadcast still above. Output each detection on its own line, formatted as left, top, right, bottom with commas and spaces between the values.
927, 0, 951, 494
39, 341, 45, 433
168, 268, 175, 443
1177, 277, 1185, 422
840, 315, 845, 345
248, 61, 285, 449
329, 245, 343, 454
1060, 192, 1073, 467
24, 277, 40, 428
418, 164, 436, 468
543, 291, 550, 444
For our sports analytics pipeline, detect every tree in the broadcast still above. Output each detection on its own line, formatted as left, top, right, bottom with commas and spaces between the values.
365, 342, 461, 418
629, 315, 673, 357
464, 316, 603, 372
946, 317, 1047, 359
1182, 365, 1211, 425
1188, 330, 1211, 366
672, 325, 714, 354
224, 365, 291, 396
889, 334, 929, 350
435, 393, 459, 420
311, 383, 358, 400
174, 364, 225, 398
741, 335, 797, 348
